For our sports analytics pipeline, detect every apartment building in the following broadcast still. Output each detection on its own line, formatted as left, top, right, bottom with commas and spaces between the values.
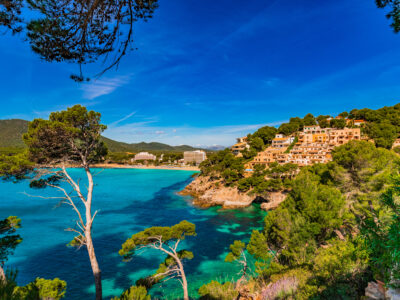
251, 147, 287, 165
134, 152, 156, 161
184, 150, 207, 165
250, 126, 361, 167
271, 135, 295, 148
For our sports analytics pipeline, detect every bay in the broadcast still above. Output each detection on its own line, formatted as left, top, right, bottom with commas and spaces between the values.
1, 168, 266, 299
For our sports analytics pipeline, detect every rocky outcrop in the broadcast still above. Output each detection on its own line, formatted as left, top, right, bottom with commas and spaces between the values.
180, 175, 287, 210
364, 281, 400, 300
260, 192, 287, 211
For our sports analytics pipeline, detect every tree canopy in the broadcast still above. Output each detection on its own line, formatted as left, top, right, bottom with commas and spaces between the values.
23, 104, 107, 166
0, 216, 22, 271
1, 0, 159, 80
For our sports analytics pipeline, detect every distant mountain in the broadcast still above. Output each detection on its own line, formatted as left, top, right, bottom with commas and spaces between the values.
0, 119, 204, 153
203, 145, 226, 151
101, 136, 199, 153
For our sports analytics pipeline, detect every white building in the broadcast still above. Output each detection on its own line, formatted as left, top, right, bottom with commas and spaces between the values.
184, 150, 207, 165
133, 152, 156, 161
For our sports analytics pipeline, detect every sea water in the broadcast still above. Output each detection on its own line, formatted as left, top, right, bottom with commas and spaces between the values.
0, 168, 266, 299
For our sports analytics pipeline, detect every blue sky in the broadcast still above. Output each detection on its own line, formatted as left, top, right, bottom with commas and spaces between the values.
1, 0, 400, 147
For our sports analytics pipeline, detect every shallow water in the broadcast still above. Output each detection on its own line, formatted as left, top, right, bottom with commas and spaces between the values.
1, 168, 266, 299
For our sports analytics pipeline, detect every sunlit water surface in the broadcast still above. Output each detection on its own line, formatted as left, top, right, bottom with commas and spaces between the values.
1, 169, 266, 299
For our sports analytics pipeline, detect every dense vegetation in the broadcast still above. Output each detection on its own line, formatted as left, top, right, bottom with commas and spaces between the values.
199, 141, 400, 298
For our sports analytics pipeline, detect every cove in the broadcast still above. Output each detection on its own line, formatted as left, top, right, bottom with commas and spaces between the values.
0, 168, 266, 299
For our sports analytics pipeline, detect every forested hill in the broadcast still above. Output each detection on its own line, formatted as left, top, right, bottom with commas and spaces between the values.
100, 137, 197, 153
0, 119, 28, 148
0, 119, 197, 153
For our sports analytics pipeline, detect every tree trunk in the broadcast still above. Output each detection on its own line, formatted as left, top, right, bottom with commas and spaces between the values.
86, 229, 102, 300
176, 257, 189, 300
0, 265, 6, 283
85, 167, 102, 300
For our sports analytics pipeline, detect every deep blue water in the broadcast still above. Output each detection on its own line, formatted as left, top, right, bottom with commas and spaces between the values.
1, 169, 266, 299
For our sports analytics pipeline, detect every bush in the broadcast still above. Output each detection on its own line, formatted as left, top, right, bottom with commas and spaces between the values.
198, 280, 238, 300
111, 286, 150, 300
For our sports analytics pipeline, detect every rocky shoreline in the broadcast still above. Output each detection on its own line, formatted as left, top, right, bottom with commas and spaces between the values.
180, 175, 287, 211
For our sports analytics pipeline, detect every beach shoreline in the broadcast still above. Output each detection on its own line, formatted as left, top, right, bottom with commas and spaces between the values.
90, 163, 200, 171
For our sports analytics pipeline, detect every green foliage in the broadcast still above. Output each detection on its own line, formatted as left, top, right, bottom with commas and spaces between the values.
23, 105, 108, 164
332, 140, 397, 186
393, 146, 400, 154
360, 173, 400, 287
278, 117, 303, 136
303, 113, 316, 126
119, 220, 196, 259
251, 126, 277, 145
376, 0, 400, 33
199, 149, 244, 183
13, 277, 66, 300
0, 153, 33, 179
0, 216, 22, 267
313, 239, 359, 282
0, 270, 18, 300
102, 136, 199, 153
111, 286, 150, 300
241, 141, 400, 298
119, 221, 195, 298
367, 122, 398, 149
349, 104, 400, 148
225, 240, 246, 263
1, 0, 159, 79
249, 137, 264, 152
263, 171, 346, 266
241, 147, 257, 160
316, 115, 330, 128
247, 230, 271, 261
198, 280, 238, 300
106, 152, 136, 164
330, 118, 346, 129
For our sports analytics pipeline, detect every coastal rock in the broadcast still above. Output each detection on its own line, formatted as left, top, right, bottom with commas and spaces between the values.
260, 192, 287, 211
365, 282, 386, 300
180, 175, 287, 210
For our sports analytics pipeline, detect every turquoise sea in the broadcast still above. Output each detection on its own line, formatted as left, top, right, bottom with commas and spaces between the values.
1, 169, 266, 299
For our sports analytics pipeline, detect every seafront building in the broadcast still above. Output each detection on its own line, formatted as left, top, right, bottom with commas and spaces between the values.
133, 152, 156, 161
184, 150, 207, 165
249, 126, 362, 167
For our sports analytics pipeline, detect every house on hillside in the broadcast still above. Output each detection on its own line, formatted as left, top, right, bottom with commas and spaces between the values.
231, 136, 250, 156
250, 125, 362, 168
271, 135, 295, 148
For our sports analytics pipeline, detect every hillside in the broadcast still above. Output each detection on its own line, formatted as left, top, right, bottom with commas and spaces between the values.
0, 119, 29, 148
100, 136, 197, 153
0, 119, 199, 153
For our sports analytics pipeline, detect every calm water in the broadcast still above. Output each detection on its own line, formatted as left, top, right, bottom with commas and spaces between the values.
1, 169, 266, 299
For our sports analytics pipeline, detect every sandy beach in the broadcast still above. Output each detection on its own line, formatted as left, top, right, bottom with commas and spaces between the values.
90, 163, 200, 171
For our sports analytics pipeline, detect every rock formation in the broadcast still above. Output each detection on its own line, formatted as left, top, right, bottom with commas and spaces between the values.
180, 175, 287, 210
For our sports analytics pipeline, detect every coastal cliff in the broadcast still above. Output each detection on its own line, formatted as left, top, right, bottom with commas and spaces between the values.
180, 175, 287, 210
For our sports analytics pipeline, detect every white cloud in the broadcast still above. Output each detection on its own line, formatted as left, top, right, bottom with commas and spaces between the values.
81, 75, 131, 100
110, 111, 136, 126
